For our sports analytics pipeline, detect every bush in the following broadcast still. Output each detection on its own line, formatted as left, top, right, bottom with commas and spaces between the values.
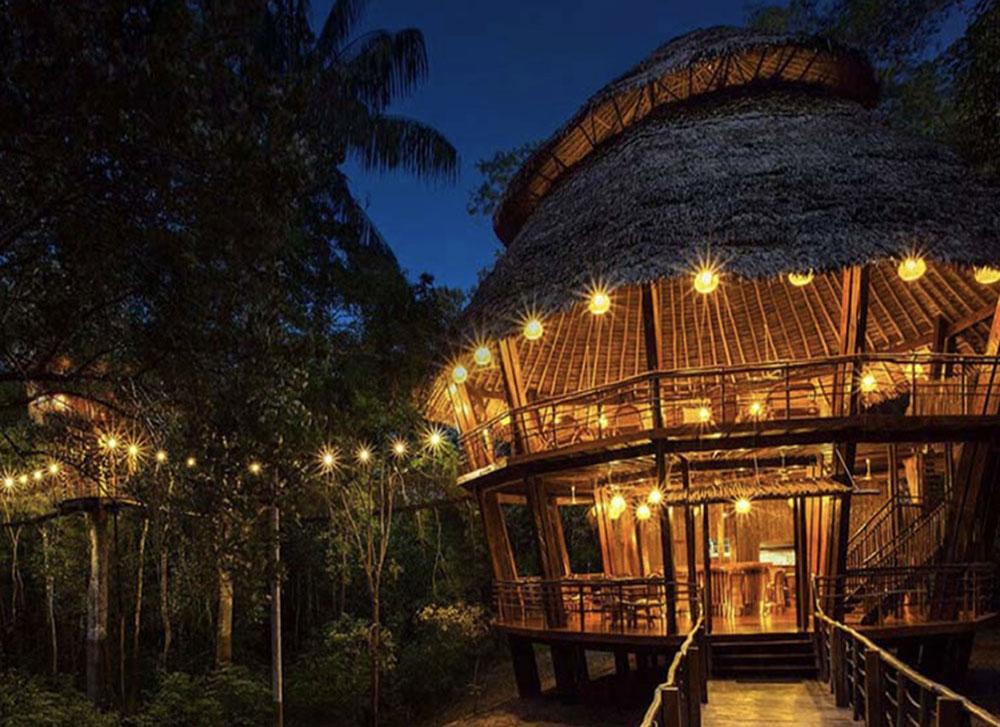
0, 671, 118, 727
286, 615, 395, 726
136, 667, 269, 727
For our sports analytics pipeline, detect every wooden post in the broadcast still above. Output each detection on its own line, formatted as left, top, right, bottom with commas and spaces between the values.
701, 503, 713, 634
936, 696, 967, 727
660, 686, 682, 727
497, 338, 530, 454
658, 460, 678, 634
86, 507, 110, 706
832, 628, 847, 707
524, 477, 567, 627
477, 489, 518, 582
508, 635, 541, 698
681, 459, 698, 619
864, 649, 882, 727
687, 646, 702, 725
832, 266, 869, 620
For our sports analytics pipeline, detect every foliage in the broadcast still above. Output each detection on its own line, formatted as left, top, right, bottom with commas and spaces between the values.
948, 0, 1000, 175
134, 667, 269, 727
466, 142, 538, 218
0, 671, 118, 727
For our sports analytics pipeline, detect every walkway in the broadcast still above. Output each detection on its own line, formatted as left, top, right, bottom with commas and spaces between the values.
701, 680, 853, 725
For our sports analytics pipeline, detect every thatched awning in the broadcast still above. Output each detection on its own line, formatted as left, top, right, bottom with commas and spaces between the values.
660, 476, 850, 506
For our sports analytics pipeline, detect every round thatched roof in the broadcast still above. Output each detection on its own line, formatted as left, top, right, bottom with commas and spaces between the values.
466, 26, 1000, 339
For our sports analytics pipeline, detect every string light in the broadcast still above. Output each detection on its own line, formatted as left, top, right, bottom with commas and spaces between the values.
17, 474, 28, 486
155, 450, 168, 463
898, 255, 926, 282
319, 447, 339, 473
391, 440, 408, 458
647, 488, 663, 506
635, 503, 652, 521
787, 271, 814, 287
185, 456, 197, 468
473, 345, 492, 367
451, 364, 468, 385
2, 477, 13, 490
522, 317, 543, 341
734, 497, 752, 515
588, 288, 612, 316
32, 470, 42, 481
356, 446, 372, 465
248, 462, 262, 475
697, 405, 712, 423
860, 372, 878, 394
47, 462, 60, 475
975, 267, 1000, 285
693, 266, 720, 295
747, 400, 765, 419
424, 427, 445, 452
127, 443, 140, 458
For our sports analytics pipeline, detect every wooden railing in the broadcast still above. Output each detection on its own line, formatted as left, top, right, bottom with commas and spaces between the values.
814, 575, 1000, 727
640, 591, 708, 727
459, 352, 1000, 472
847, 496, 926, 570
493, 577, 699, 636
815, 564, 996, 628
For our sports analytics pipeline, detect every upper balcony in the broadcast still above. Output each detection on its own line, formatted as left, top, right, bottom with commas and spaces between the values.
456, 351, 1000, 485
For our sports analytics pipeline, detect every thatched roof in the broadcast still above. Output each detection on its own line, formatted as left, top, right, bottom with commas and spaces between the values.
464, 27, 1000, 339
660, 476, 850, 506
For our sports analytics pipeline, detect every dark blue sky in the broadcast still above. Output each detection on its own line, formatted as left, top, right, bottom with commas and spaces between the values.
311, 1, 964, 294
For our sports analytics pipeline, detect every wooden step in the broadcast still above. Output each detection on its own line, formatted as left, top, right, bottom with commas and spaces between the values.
709, 632, 817, 679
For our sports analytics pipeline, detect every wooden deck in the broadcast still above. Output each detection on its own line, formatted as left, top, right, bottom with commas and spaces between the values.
702, 680, 853, 725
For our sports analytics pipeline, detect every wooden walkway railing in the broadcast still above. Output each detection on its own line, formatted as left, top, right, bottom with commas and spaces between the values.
814, 576, 1000, 727
640, 592, 707, 727
459, 351, 1000, 473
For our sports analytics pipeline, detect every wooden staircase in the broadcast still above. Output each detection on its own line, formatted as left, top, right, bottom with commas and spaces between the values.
710, 632, 817, 679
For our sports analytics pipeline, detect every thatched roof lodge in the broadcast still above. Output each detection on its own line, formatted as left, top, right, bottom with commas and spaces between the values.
427, 25, 1000, 701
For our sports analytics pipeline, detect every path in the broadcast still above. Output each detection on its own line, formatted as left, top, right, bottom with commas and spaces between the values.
701, 680, 854, 725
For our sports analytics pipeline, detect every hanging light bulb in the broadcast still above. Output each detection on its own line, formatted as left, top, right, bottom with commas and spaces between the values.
522, 318, 543, 341
356, 446, 372, 465
747, 400, 765, 419
425, 427, 445, 452
898, 255, 926, 282
647, 487, 663, 506
588, 288, 612, 316
2, 476, 13, 489
473, 345, 492, 367
391, 439, 408, 458
860, 372, 878, 394
693, 266, 720, 295
697, 405, 712, 423
155, 450, 168, 463
636, 503, 652, 521
185, 456, 197, 468
451, 364, 468, 385
248, 462, 262, 475
47, 462, 60, 475
734, 497, 752, 515
975, 267, 1000, 285
610, 493, 626, 518
787, 271, 814, 287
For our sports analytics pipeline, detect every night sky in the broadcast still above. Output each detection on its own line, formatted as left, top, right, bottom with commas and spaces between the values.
310, 1, 965, 295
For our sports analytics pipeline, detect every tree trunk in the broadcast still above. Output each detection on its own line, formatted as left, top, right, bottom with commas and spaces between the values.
270, 502, 284, 727
130, 518, 149, 707
41, 525, 58, 675
370, 591, 380, 727
86, 507, 110, 706
215, 565, 234, 667
158, 524, 172, 668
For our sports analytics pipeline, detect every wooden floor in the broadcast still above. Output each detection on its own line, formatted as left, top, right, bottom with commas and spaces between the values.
498, 608, 800, 638
702, 680, 853, 725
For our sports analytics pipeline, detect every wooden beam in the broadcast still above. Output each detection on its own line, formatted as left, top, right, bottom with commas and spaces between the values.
477, 489, 518, 581
524, 477, 567, 627
681, 458, 698, 618
831, 266, 869, 616
701, 503, 713, 634
497, 338, 530, 454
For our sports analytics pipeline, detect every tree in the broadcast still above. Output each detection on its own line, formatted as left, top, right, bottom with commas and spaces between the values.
466, 143, 538, 219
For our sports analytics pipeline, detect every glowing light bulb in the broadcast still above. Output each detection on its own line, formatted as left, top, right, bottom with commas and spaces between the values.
697, 406, 712, 423
693, 267, 720, 295
426, 429, 444, 450
747, 400, 764, 418
392, 440, 407, 457
155, 450, 167, 463
597, 414, 609, 429
47, 462, 60, 475
2, 477, 13, 489
127, 444, 139, 457
787, 498, 795, 509
787, 271, 814, 287
860, 372, 878, 394
588, 289, 611, 316
451, 364, 468, 385
473, 345, 492, 367
320, 449, 338, 471
898, 256, 926, 282
734, 497, 751, 515
610, 493, 626, 514
32, 470, 42, 481
523, 318, 543, 341
248, 462, 261, 475
18, 475, 28, 485
975, 267, 1000, 285
356, 446, 372, 464
105, 436, 118, 450
185, 456, 197, 468
647, 488, 663, 506
636, 503, 652, 521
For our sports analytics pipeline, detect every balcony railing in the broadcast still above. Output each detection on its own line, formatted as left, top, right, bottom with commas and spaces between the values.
814, 573, 1000, 726
460, 352, 1000, 473
814, 564, 996, 628
493, 577, 700, 637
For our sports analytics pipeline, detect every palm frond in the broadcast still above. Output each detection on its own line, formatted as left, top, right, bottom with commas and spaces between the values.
316, 0, 370, 58
341, 29, 429, 110
349, 115, 458, 180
